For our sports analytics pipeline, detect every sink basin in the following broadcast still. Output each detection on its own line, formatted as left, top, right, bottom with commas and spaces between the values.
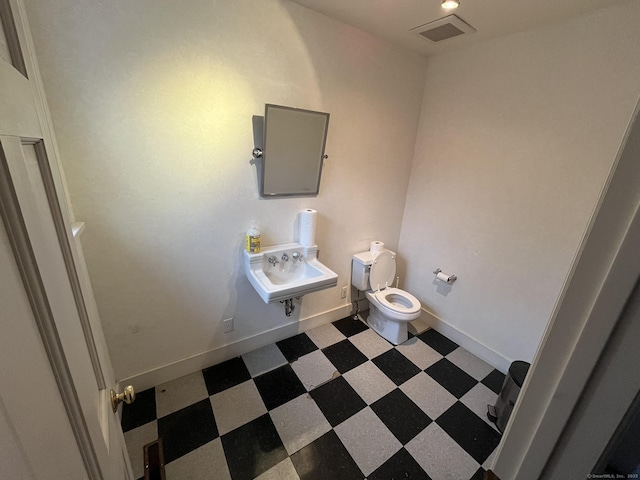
244, 243, 338, 303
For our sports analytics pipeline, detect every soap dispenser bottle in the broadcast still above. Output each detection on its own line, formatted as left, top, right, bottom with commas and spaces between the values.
246, 226, 261, 253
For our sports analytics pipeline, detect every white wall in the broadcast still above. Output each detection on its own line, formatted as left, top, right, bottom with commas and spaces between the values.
25, 0, 640, 385
24, 0, 427, 382
398, 1, 640, 367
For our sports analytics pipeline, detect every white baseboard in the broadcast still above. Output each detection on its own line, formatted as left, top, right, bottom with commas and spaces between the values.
420, 308, 512, 374
119, 304, 352, 391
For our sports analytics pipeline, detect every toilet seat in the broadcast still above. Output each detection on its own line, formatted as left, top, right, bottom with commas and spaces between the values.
368, 251, 420, 316
374, 288, 421, 316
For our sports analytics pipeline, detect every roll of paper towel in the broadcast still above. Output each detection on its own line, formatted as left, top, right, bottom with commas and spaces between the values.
370, 241, 384, 254
299, 209, 317, 247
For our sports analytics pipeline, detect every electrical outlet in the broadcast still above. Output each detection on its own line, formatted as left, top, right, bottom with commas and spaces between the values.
223, 318, 234, 333
341, 286, 348, 299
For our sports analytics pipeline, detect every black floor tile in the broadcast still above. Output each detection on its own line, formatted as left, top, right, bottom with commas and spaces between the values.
372, 349, 421, 386
221, 413, 287, 480
322, 339, 367, 374
290, 430, 364, 480
121, 387, 156, 432
436, 402, 501, 464
310, 376, 366, 427
276, 333, 318, 362
253, 364, 307, 410
482, 369, 506, 395
418, 329, 459, 356
368, 448, 432, 480
371, 389, 432, 445
202, 357, 251, 395
471, 467, 487, 480
426, 358, 478, 398
127, 325, 502, 480
332, 316, 369, 337
157, 399, 218, 464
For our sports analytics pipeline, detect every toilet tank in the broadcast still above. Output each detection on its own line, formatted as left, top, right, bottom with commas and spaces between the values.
352, 252, 374, 291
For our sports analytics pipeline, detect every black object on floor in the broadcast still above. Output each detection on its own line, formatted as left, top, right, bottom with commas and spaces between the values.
489, 360, 531, 433
143, 438, 165, 480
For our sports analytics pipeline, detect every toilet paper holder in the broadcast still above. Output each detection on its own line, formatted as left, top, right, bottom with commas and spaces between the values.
433, 268, 457, 283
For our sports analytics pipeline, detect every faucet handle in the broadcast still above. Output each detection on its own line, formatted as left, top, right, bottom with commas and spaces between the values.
292, 251, 302, 262
282, 253, 289, 262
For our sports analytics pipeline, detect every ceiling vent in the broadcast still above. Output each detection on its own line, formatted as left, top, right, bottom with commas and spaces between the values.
411, 14, 476, 42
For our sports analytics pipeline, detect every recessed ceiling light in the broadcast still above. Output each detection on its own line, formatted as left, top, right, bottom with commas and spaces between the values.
441, 0, 460, 10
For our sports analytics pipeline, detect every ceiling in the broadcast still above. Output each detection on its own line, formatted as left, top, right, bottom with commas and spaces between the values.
290, 0, 627, 56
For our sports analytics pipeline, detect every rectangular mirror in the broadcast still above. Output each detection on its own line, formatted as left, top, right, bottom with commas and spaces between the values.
260, 104, 330, 197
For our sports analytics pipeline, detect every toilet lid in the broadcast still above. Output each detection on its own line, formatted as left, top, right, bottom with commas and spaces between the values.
369, 250, 396, 291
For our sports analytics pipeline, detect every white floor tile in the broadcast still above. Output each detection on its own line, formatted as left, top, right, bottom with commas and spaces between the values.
254, 458, 300, 480
242, 343, 288, 377
460, 383, 500, 431
290, 350, 338, 391
342, 361, 396, 404
406, 423, 479, 480
155, 371, 208, 418
123, 421, 158, 480
164, 438, 231, 480
269, 394, 331, 455
446, 347, 495, 381
143, 324, 501, 480
348, 328, 393, 359
305, 323, 346, 349
396, 337, 442, 369
400, 371, 457, 420
483, 446, 498, 471
210, 380, 267, 435
334, 407, 402, 476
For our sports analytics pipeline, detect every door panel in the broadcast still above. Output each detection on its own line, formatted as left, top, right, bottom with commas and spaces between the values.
0, 10, 11, 62
2, 134, 107, 462
0, 51, 39, 136
0, 0, 27, 75
0, 0, 132, 478
0, 206, 88, 479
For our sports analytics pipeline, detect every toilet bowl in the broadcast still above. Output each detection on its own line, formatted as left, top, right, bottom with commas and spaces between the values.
352, 249, 421, 345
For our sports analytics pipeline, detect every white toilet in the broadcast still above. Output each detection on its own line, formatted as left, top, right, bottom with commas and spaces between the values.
352, 249, 421, 345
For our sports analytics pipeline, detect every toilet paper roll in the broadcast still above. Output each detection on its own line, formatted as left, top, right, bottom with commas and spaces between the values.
436, 271, 454, 283
370, 241, 384, 254
299, 209, 317, 247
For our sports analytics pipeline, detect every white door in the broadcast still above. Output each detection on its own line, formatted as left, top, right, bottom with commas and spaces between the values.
0, 0, 133, 479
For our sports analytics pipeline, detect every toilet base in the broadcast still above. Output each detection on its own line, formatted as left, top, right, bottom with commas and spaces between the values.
366, 305, 409, 345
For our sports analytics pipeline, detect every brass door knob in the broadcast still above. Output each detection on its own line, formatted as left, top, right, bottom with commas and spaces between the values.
110, 385, 135, 413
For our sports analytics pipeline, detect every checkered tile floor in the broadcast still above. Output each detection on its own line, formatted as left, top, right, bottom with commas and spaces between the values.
121, 316, 505, 480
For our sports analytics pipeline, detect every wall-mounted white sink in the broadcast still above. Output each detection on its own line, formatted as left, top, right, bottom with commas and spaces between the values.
244, 243, 338, 303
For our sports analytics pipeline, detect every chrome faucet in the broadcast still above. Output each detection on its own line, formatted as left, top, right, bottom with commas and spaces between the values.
281, 253, 289, 262
292, 251, 302, 262
268, 255, 279, 266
